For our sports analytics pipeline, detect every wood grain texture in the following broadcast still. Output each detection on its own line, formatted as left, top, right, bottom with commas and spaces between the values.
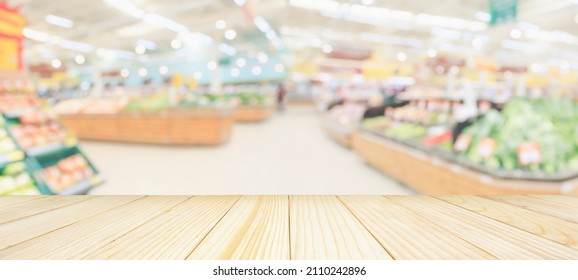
0, 196, 45, 209
290, 196, 392, 260
339, 196, 495, 259
528, 196, 578, 209
439, 196, 578, 249
0, 196, 90, 225
187, 196, 290, 260
0, 196, 142, 251
85, 196, 239, 260
0, 196, 187, 259
487, 196, 578, 224
0, 196, 576, 260
389, 196, 578, 259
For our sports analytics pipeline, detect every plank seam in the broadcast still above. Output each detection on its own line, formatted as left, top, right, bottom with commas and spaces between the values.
483, 196, 578, 224
0, 197, 93, 226
336, 196, 396, 260
184, 196, 242, 260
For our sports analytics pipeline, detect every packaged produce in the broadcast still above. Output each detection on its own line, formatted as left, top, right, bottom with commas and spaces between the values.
0, 161, 37, 195
42, 154, 94, 193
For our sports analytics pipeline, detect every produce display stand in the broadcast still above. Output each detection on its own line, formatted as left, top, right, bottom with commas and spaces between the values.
234, 106, 275, 122
59, 108, 234, 146
320, 117, 353, 148
1, 195, 577, 260
352, 129, 577, 195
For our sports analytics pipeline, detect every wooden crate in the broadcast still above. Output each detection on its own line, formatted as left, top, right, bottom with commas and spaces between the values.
58, 110, 234, 146
234, 106, 274, 122
352, 130, 574, 195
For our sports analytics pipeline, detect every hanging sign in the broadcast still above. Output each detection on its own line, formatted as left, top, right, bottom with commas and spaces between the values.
0, 2, 24, 72
489, 0, 518, 27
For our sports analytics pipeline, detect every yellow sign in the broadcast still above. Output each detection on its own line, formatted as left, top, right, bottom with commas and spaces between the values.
0, 39, 19, 71
171, 74, 183, 88
0, 8, 25, 38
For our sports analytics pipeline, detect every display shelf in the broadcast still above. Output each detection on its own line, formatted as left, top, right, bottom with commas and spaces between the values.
26, 142, 67, 157
352, 129, 574, 195
58, 174, 105, 195
59, 108, 234, 146
234, 106, 275, 122
0, 195, 576, 260
321, 117, 353, 148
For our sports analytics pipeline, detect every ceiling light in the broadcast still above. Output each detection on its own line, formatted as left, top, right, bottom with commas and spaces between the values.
275, 64, 284, 72
138, 68, 148, 77
510, 29, 522, 39
257, 53, 269, 63
236, 58, 246, 67
449, 66, 460, 75
207, 61, 217, 70
362, 0, 374, 5
135, 45, 146, 54
230, 68, 240, 77
22, 28, 50, 42
225, 29, 237, 40
234, 0, 245, 6
45, 14, 74, 28
216, 20, 227, 30
59, 40, 94, 53
252, 66, 262, 75
427, 49, 437, 58
322, 44, 333, 53
104, 0, 145, 18
159, 66, 168, 75
137, 39, 157, 50
397, 52, 407, 62
121, 69, 130, 77
51, 59, 62, 69
194, 71, 203, 79
171, 39, 182, 49
74, 55, 85, 65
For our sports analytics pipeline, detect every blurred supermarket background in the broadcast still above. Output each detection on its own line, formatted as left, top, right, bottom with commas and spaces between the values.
1, 0, 578, 195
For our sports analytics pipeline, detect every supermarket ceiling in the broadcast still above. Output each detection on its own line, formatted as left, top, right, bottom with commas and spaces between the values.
9, 0, 578, 66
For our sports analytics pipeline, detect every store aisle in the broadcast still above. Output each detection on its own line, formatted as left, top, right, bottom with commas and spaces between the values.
84, 106, 414, 195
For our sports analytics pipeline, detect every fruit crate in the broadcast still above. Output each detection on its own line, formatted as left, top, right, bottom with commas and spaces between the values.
29, 146, 104, 195
0, 159, 49, 195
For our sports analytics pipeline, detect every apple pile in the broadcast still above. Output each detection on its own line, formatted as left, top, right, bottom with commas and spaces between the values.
0, 95, 41, 113
43, 154, 94, 193
10, 123, 67, 151
20, 111, 54, 125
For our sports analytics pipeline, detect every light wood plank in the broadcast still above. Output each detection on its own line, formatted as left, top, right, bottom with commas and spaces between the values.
487, 196, 578, 224
290, 196, 392, 260
187, 196, 289, 260
85, 196, 239, 260
528, 196, 578, 210
0, 196, 141, 251
0, 196, 46, 209
339, 196, 495, 259
439, 196, 578, 249
389, 196, 578, 259
0, 196, 90, 225
0, 196, 188, 259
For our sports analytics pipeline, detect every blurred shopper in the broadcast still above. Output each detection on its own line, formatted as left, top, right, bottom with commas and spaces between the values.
277, 83, 287, 112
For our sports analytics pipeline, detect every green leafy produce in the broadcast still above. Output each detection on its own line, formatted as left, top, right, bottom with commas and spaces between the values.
125, 95, 170, 112
3, 162, 26, 176
457, 97, 578, 174
361, 117, 392, 131
384, 123, 427, 140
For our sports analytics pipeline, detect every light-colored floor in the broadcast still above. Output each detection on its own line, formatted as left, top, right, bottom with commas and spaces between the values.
83, 106, 414, 195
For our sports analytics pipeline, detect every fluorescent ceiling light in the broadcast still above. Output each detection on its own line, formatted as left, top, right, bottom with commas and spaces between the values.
59, 40, 94, 53
430, 27, 462, 40
359, 32, 423, 48
159, 66, 169, 75
397, 52, 407, 62
138, 68, 148, 77
23, 28, 50, 42
427, 49, 437, 58
121, 69, 130, 77
137, 39, 156, 50
218, 43, 237, 56
501, 39, 545, 53
254, 16, 271, 33
475, 12, 490, 22
144, 13, 189, 33
257, 53, 268, 63
224, 29, 237, 40
216, 20, 226, 30
104, 0, 145, 18
234, 0, 246, 6
236, 58, 246, 67
51, 59, 62, 69
171, 39, 182, 49
45, 14, 74, 28
252, 66, 262, 75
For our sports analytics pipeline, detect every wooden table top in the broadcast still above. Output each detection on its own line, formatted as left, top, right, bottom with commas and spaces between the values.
0, 195, 577, 260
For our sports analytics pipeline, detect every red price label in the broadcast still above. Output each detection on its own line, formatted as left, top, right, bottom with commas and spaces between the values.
518, 142, 542, 166
476, 138, 497, 159
454, 135, 472, 152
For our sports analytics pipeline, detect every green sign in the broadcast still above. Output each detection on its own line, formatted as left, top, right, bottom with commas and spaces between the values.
489, 0, 518, 26
218, 57, 232, 66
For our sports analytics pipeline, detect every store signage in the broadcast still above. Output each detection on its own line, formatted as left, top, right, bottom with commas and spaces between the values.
489, 0, 518, 26
0, 2, 24, 72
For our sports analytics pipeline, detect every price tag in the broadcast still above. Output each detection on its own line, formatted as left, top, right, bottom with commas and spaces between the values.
518, 142, 542, 166
454, 135, 472, 152
476, 138, 497, 159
